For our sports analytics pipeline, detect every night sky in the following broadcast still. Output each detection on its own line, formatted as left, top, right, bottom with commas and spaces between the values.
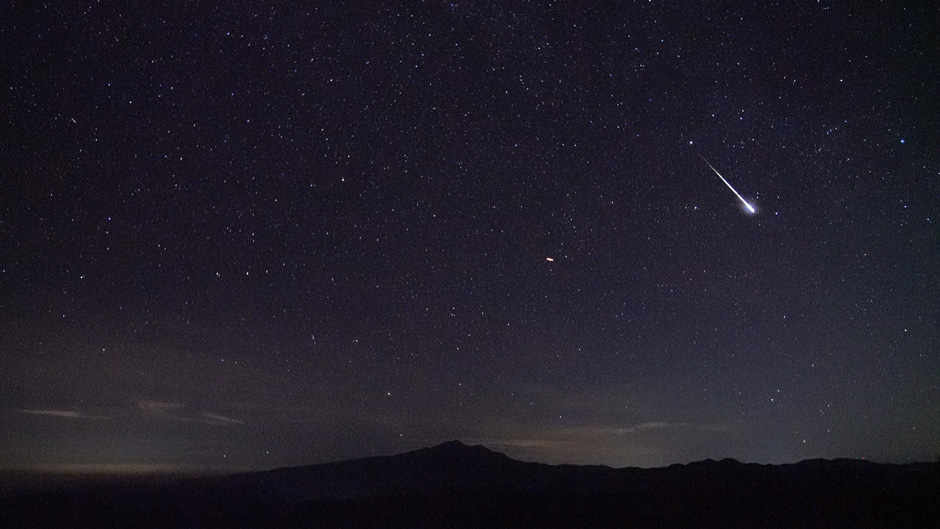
2, 2, 938, 473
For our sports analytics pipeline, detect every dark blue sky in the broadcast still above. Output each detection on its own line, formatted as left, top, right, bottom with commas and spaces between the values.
1, 1, 937, 472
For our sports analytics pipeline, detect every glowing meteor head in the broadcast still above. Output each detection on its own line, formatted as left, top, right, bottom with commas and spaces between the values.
744, 202, 756, 214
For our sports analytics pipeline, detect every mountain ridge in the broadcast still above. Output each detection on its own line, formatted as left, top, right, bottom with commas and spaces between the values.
260, 440, 926, 475
2, 440, 938, 528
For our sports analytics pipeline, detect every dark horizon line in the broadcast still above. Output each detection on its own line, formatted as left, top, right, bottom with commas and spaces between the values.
3, 439, 934, 477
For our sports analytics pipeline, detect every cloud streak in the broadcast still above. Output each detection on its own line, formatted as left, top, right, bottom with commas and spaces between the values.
200, 412, 244, 426
136, 400, 185, 413
599, 422, 731, 435
178, 412, 245, 427
19, 409, 110, 420
134, 399, 243, 426
466, 438, 569, 449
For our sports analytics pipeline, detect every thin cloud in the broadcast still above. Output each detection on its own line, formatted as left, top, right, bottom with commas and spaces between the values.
609, 422, 730, 435
467, 438, 570, 449
20, 409, 109, 420
134, 399, 243, 427
613, 421, 675, 434
178, 412, 245, 426
136, 400, 185, 413
201, 412, 244, 425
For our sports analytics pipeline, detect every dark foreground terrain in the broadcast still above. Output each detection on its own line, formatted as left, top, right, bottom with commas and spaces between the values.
2, 441, 938, 528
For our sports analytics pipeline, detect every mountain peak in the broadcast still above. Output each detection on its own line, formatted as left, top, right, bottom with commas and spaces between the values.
423, 440, 500, 457
430, 439, 471, 450
410, 440, 517, 468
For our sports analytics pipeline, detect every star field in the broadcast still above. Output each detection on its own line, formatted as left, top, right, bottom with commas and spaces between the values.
1, 2, 938, 471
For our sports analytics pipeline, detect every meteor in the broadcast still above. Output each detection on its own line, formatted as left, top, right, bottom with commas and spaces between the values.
697, 153, 756, 213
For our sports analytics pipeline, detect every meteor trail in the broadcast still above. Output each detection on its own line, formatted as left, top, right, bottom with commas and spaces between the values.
697, 153, 756, 213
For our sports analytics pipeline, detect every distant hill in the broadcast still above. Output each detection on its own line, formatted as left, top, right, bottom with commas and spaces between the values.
2, 441, 938, 528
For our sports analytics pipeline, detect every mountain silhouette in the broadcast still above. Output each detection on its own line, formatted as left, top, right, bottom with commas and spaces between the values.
202, 440, 627, 503
2, 441, 938, 528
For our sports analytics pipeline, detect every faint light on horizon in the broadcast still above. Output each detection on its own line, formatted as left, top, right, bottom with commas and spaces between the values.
3, 463, 228, 476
